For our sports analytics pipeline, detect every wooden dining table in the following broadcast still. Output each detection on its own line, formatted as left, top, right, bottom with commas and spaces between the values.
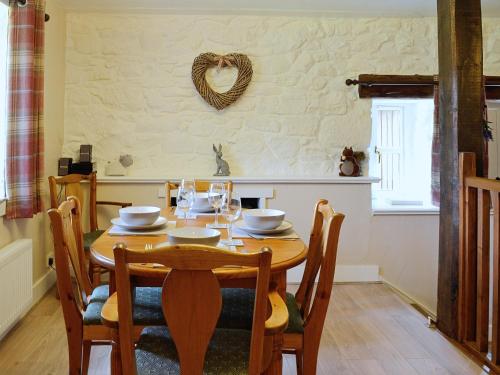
90, 208, 308, 374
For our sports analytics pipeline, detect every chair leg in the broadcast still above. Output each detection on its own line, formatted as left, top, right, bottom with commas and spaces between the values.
66, 325, 83, 375
295, 349, 303, 375
111, 340, 122, 375
90, 261, 101, 286
302, 338, 320, 375
82, 341, 91, 375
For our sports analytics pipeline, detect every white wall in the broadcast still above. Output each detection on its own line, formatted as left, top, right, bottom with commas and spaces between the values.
0, 0, 66, 294
62, 14, 442, 177
61, 14, 500, 178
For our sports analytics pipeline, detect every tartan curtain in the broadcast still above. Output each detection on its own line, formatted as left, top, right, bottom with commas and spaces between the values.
6, 0, 45, 219
431, 76, 440, 206
430, 77, 488, 207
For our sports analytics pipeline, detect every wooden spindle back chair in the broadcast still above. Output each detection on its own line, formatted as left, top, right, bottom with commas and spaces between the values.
49, 172, 132, 283
48, 197, 113, 374
112, 243, 281, 375
165, 180, 233, 208
50, 173, 129, 231
284, 199, 345, 375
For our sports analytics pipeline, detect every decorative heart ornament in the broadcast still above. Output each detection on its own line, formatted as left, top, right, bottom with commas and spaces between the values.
192, 52, 253, 110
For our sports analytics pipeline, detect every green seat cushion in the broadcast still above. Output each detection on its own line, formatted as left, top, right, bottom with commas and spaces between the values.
284, 292, 304, 334
89, 285, 110, 303
217, 288, 255, 330
136, 326, 250, 375
85, 287, 304, 333
83, 230, 106, 251
219, 288, 304, 333
83, 286, 164, 326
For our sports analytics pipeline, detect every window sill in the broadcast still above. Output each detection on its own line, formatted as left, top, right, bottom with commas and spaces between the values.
372, 202, 439, 216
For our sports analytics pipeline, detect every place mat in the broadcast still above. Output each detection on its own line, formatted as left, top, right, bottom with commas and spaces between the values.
108, 221, 176, 236
232, 227, 300, 240
154, 241, 236, 252
219, 239, 244, 247
206, 223, 228, 229
174, 207, 215, 218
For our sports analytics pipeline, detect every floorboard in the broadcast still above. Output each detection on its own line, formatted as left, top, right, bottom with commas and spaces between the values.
0, 283, 488, 374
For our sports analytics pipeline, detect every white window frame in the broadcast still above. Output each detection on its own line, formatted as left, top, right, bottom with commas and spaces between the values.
370, 99, 435, 211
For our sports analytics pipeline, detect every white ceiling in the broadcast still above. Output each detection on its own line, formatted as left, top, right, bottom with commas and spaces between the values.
61, 0, 500, 17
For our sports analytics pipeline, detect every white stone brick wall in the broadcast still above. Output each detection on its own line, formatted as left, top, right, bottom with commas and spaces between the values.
63, 14, 500, 177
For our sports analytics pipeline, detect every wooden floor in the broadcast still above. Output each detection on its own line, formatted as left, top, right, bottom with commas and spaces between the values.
0, 283, 487, 375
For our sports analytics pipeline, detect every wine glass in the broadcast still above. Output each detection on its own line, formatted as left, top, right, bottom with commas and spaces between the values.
208, 182, 226, 226
177, 185, 195, 222
181, 179, 195, 191
221, 192, 241, 244
181, 179, 196, 217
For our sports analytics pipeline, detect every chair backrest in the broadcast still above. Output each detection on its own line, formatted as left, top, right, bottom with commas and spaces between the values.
114, 244, 271, 375
48, 197, 94, 328
164, 180, 234, 208
48, 173, 99, 231
294, 199, 344, 330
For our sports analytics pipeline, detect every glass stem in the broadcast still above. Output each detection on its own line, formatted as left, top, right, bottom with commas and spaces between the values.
228, 222, 233, 242
215, 208, 219, 226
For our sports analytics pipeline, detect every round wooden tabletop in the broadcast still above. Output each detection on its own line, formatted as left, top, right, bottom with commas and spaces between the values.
90, 209, 308, 279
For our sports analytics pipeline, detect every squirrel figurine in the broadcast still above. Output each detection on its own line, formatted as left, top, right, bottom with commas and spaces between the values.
339, 147, 364, 177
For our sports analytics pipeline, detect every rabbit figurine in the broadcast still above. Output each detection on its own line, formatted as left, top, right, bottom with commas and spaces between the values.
213, 144, 231, 176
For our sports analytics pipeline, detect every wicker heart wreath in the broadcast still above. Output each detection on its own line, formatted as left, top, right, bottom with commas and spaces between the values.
192, 52, 253, 111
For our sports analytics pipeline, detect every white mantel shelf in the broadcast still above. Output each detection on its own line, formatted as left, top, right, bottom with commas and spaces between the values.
96, 176, 380, 185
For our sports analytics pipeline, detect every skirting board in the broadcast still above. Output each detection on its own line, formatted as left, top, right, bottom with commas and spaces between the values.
287, 264, 380, 283
32, 269, 56, 306
334, 265, 380, 283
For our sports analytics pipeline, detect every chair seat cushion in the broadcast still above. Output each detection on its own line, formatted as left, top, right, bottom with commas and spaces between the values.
136, 326, 250, 375
84, 286, 164, 326
219, 288, 304, 333
83, 230, 106, 251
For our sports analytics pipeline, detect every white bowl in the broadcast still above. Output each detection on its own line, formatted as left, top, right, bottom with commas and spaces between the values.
119, 206, 161, 226
167, 227, 221, 247
242, 209, 286, 230
191, 192, 218, 212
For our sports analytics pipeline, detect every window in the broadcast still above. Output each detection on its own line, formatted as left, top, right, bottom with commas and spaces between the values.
370, 99, 434, 209
0, 2, 7, 200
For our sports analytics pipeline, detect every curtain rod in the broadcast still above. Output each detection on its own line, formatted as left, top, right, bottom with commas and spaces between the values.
346, 75, 500, 87
16, 0, 50, 22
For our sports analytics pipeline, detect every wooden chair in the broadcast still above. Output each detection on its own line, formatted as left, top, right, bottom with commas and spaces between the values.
101, 243, 289, 375
219, 199, 344, 375
49, 172, 132, 283
283, 199, 344, 375
165, 180, 233, 208
48, 197, 165, 375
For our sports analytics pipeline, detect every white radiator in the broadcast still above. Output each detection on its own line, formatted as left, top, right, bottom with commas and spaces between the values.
0, 239, 32, 340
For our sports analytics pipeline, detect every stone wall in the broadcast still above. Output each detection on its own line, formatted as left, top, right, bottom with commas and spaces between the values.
63, 14, 500, 177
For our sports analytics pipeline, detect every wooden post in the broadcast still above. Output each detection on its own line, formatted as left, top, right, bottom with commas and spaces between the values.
436, 0, 484, 339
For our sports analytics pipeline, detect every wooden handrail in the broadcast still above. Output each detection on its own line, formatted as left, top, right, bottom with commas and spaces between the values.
465, 176, 500, 192
458, 152, 500, 371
